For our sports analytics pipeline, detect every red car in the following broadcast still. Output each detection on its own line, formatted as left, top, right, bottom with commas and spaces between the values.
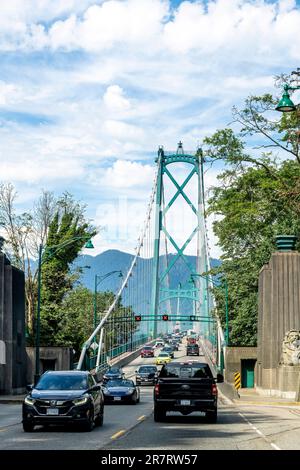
141, 346, 154, 358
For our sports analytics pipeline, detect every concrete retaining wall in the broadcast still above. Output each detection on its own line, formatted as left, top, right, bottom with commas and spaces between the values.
224, 347, 257, 385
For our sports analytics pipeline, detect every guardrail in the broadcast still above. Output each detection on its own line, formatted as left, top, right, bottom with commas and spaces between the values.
74, 334, 149, 371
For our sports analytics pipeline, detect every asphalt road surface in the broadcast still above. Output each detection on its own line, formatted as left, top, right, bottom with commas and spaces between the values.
1, 343, 300, 450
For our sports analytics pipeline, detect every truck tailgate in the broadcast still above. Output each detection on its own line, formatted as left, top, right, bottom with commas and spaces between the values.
157, 378, 213, 399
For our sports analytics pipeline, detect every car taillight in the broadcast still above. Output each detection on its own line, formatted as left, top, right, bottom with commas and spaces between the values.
212, 383, 218, 396
154, 384, 160, 396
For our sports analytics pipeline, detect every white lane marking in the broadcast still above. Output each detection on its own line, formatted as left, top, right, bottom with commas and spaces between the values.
238, 412, 281, 450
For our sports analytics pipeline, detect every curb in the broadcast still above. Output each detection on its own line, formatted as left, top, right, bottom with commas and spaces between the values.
0, 399, 24, 404
232, 400, 300, 407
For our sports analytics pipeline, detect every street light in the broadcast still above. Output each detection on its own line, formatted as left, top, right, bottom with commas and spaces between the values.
276, 70, 300, 112
190, 272, 229, 346
34, 236, 94, 383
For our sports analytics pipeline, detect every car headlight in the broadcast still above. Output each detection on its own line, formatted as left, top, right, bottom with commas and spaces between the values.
24, 396, 35, 406
126, 388, 135, 395
73, 396, 89, 406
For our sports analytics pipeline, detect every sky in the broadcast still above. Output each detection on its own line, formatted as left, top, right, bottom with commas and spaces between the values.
0, 0, 300, 259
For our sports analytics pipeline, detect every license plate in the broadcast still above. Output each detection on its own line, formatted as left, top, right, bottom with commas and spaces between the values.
180, 400, 191, 406
114, 397, 122, 401
46, 408, 59, 415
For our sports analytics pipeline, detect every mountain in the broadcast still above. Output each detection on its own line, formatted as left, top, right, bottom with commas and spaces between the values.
73, 249, 221, 294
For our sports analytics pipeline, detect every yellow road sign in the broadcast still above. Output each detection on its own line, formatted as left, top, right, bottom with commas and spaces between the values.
234, 372, 241, 390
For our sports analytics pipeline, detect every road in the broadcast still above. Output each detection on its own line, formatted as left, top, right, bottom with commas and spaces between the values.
1, 342, 300, 450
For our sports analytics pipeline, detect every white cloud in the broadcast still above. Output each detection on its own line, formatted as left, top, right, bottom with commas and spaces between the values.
1, 0, 300, 259
48, 0, 168, 52
103, 85, 131, 112
101, 160, 154, 189
103, 120, 145, 141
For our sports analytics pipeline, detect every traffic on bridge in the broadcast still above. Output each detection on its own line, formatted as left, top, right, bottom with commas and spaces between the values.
1, 333, 300, 451
1, 2, 300, 460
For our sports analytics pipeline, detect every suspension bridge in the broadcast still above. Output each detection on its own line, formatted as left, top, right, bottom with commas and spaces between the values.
76, 142, 225, 373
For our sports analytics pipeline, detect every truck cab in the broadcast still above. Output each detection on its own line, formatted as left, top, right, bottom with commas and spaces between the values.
153, 361, 223, 423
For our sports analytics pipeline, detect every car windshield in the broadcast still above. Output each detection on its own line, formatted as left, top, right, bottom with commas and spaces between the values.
35, 374, 88, 390
160, 365, 212, 378
106, 380, 134, 387
143, 347, 152, 350
107, 368, 121, 374
138, 367, 157, 373
159, 353, 169, 357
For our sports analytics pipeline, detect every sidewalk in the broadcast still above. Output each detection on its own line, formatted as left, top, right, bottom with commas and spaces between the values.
222, 387, 300, 407
0, 394, 25, 404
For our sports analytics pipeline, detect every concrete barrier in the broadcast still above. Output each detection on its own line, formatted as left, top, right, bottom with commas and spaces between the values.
93, 341, 156, 382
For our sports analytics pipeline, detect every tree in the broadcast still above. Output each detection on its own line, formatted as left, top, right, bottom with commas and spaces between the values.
203, 72, 300, 345
40, 193, 96, 346
0, 184, 56, 337
0, 187, 97, 345
57, 286, 137, 360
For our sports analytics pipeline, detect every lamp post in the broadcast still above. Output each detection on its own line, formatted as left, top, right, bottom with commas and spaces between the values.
190, 272, 229, 346
93, 271, 123, 332
275, 83, 300, 112
34, 236, 94, 383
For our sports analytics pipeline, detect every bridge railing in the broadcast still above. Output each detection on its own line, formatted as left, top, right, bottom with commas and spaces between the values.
74, 334, 149, 371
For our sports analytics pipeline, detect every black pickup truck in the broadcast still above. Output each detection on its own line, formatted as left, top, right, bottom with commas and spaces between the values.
153, 361, 223, 423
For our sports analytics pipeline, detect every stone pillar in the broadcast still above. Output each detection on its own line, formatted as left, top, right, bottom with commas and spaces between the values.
257, 236, 300, 395
0, 247, 26, 394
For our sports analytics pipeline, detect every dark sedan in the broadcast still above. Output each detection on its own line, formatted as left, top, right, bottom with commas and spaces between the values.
102, 379, 140, 404
102, 367, 125, 383
161, 346, 175, 358
22, 371, 104, 432
135, 366, 158, 385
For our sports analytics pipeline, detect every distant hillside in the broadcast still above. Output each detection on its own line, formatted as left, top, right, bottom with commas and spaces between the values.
74, 250, 221, 295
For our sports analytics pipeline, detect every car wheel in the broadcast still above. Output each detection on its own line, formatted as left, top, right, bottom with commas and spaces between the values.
206, 409, 217, 423
95, 405, 104, 427
131, 394, 138, 405
154, 406, 166, 422
83, 408, 94, 432
23, 421, 35, 432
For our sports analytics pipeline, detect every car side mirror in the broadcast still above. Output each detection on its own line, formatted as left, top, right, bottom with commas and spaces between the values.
216, 373, 224, 383
26, 384, 33, 392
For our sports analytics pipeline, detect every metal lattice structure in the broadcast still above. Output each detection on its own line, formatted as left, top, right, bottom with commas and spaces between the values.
77, 142, 225, 372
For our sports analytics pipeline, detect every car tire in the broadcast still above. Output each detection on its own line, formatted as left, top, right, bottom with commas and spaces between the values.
23, 421, 34, 432
131, 394, 138, 405
206, 409, 217, 423
83, 409, 94, 432
95, 405, 104, 427
154, 406, 166, 422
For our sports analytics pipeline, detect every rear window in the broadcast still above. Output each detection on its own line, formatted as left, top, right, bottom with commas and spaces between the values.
159, 365, 212, 379
138, 367, 157, 373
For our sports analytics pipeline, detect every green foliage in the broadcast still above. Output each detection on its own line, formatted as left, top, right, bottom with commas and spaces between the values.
203, 73, 300, 346
40, 193, 97, 346
52, 286, 136, 359
208, 160, 300, 346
